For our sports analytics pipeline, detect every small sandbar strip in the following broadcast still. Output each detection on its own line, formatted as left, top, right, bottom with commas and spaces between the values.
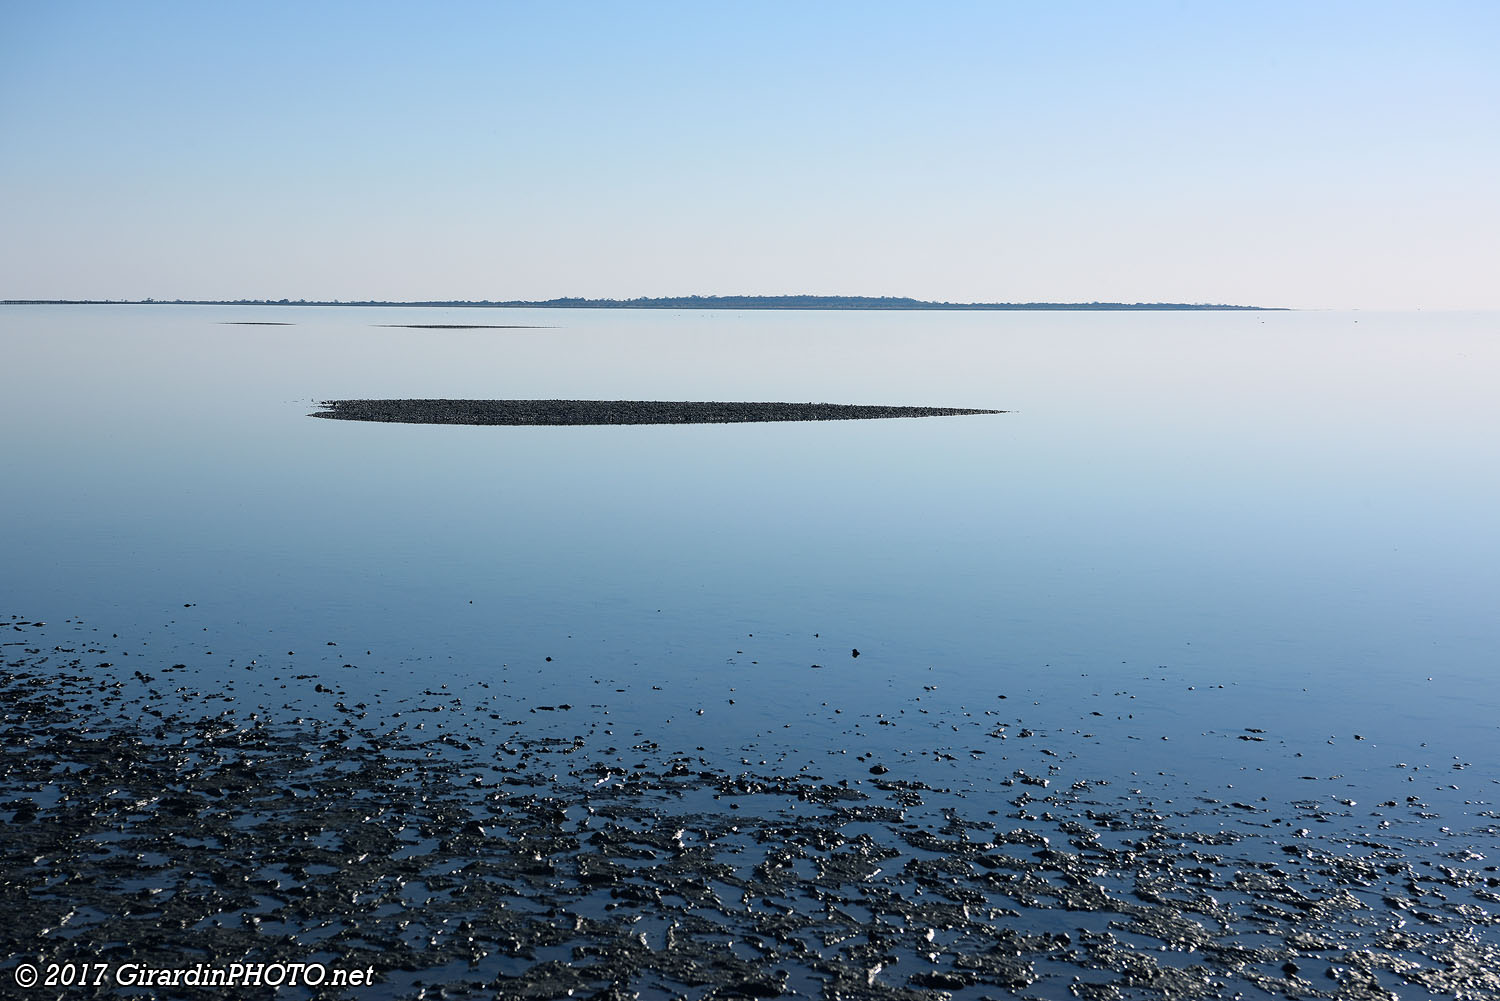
221, 321, 295, 325
373, 324, 550, 329
312, 399, 1005, 426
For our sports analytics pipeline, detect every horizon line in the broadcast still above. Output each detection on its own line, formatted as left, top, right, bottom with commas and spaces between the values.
1, 294, 1285, 311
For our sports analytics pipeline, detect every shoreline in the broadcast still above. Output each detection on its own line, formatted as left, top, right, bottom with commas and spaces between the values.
4, 614, 1495, 1000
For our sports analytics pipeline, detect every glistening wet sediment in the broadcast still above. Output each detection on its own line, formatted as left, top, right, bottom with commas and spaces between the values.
4, 617, 1496, 1000
311, 399, 1005, 426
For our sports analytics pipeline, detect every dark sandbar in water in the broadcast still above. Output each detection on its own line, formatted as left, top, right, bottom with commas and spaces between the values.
312, 399, 1005, 426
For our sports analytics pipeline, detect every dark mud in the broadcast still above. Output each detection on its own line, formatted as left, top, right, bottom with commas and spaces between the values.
310, 400, 1006, 427
3, 617, 1496, 1000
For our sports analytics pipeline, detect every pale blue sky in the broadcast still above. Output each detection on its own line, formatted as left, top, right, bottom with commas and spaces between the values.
2, 1, 1495, 307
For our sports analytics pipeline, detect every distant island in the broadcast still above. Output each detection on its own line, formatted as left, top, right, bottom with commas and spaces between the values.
3, 295, 1280, 311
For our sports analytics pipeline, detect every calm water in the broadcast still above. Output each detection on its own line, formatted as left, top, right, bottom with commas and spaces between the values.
3, 303, 1497, 817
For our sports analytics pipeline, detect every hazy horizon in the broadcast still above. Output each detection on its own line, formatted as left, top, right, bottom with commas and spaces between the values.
2, 293, 1286, 308
3, 1, 1496, 310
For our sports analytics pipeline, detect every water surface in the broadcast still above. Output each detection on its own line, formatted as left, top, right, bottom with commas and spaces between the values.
2, 304, 1496, 997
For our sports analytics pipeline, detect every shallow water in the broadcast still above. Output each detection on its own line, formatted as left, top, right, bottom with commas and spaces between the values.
1, 304, 1497, 997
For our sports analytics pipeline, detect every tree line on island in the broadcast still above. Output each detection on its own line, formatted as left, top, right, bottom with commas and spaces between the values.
4, 295, 1279, 310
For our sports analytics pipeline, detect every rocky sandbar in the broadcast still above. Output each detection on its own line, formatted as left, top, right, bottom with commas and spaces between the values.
311, 399, 1005, 426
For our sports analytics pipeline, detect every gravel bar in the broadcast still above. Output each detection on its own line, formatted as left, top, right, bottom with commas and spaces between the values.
312, 399, 1006, 426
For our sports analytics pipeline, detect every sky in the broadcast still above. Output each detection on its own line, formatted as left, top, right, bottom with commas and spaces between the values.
1, 1, 1496, 309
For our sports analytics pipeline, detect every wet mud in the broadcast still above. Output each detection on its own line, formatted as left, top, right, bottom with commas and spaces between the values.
3, 617, 1496, 1000
310, 400, 1005, 427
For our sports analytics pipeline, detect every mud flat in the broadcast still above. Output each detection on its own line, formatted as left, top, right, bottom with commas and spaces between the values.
4, 616, 1498, 1000
311, 399, 1005, 427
